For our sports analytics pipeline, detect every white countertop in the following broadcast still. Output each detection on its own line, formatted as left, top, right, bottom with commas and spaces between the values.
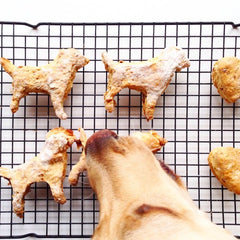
1, 0, 240, 24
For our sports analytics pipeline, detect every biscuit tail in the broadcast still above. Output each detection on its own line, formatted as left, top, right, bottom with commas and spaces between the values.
102, 52, 114, 72
0, 167, 12, 180
0, 57, 17, 76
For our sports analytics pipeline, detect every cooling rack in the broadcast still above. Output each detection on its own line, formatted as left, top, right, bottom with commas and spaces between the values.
0, 21, 240, 239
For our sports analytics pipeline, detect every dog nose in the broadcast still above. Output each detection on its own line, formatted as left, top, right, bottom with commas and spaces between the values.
86, 129, 118, 154
85, 57, 90, 64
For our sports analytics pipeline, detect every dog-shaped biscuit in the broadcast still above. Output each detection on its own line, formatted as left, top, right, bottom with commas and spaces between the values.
102, 46, 190, 120
0, 48, 89, 119
0, 127, 77, 218
84, 130, 236, 239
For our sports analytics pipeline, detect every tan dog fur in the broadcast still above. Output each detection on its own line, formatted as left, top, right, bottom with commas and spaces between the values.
85, 130, 236, 240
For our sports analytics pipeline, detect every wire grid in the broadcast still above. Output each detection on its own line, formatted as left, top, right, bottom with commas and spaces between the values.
0, 22, 240, 238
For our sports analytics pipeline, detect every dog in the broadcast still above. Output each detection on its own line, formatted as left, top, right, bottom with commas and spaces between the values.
102, 46, 190, 120
0, 48, 89, 119
84, 129, 236, 239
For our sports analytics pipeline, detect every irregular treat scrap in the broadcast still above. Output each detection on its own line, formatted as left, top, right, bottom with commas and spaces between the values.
0, 48, 89, 119
208, 146, 240, 194
68, 129, 167, 186
0, 127, 77, 218
68, 128, 87, 186
211, 56, 240, 103
102, 46, 190, 120
132, 130, 167, 153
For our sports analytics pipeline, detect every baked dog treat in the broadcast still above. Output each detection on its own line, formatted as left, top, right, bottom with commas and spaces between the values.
0, 48, 89, 119
131, 130, 168, 153
212, 56, 240, 103
208, 146, 240, 194
0, 127, 77, 218
84, 130, 236, 239
102, 46, 190, 120
68, 128, 87, 186
68, 129, 167, 186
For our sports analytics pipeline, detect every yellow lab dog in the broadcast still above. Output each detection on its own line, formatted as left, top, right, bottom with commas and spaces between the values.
85, 129, 236, 240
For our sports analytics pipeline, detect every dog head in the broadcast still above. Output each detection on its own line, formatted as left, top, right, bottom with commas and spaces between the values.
46, 127, 77, 151
58, 48, 90, 69
165, 46, 190, 72
85, 129, 181, 202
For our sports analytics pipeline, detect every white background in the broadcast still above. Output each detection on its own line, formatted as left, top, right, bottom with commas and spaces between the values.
1, 1, 240, 239
0, 0, 240, 24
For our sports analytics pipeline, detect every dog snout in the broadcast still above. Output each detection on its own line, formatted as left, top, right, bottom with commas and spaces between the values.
84, 56, 90, 65
86, 129, 118, 155
184, 56, 191, 68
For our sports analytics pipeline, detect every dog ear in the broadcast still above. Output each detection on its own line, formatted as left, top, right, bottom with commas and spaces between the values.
158, 159, 186, 189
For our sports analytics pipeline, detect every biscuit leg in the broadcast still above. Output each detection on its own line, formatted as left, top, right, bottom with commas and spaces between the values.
104, 87, 121, 112
142, 94, 157, 121
68, 155, 86, 186
49, 182, 66, 204
12, 189, 28, 218
0, 168, 29, 218
50, 93, 67, 120
11, 88, 26, 113
10, 179, 31, 218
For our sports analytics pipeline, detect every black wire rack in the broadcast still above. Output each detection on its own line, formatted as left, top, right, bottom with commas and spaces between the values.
0, 21, 240, 239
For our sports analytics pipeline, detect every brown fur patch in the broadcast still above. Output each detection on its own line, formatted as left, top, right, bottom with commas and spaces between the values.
86, 130, 118, 152
136, 204, 179, 218
159, 160, 185, 188
85, 130, 120, 165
